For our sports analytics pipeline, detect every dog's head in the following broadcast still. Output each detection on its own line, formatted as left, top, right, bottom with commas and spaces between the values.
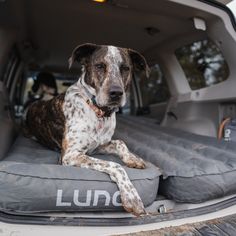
69, 43, 149, 109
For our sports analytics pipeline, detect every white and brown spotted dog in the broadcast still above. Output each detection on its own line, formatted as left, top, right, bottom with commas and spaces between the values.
26, 43, 150, 216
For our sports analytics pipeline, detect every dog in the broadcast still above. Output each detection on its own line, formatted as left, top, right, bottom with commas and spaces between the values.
26, 43, 150, 216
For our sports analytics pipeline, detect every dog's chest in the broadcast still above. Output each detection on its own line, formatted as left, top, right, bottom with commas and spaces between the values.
63, 93, 116, 152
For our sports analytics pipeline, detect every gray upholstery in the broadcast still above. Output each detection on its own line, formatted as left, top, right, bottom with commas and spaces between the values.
114, 115, 236, 203
5, 135, 60, 164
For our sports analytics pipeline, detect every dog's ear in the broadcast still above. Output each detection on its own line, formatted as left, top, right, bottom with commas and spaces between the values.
69, 43, 100, 69
128, 49, 150, 78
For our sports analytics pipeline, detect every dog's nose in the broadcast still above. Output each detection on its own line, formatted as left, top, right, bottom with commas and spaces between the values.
109, 87, 123, 101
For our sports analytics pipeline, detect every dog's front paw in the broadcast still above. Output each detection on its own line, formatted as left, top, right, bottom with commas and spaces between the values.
120, 187, 146, 216
124, 153, 146, 169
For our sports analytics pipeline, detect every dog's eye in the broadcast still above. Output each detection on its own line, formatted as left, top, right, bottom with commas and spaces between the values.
95, 63, 106, 70
120, 65, 130, 72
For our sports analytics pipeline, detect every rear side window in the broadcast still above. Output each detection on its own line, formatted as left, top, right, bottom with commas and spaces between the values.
138, 64, 170, 106
175, 39, 229, 90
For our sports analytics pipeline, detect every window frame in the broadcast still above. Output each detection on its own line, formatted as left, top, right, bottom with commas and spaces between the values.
175, 38, 230, 91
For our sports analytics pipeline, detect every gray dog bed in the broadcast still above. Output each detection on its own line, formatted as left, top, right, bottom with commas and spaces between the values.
1, 135, 160, 213
115, 115, 236, 203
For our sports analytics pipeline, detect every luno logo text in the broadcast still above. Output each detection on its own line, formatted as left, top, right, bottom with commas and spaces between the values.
56, 189, 122, 207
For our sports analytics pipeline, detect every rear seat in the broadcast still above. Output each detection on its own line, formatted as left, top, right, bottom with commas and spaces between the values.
115, 115, 236, 203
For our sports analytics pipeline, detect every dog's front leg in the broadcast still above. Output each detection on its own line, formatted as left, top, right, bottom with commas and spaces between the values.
62, 151, 146, 216
96, 140, 146, 169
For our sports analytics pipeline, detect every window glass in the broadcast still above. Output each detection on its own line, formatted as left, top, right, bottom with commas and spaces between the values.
175, 39, 229, 90
138, 64, 170, 106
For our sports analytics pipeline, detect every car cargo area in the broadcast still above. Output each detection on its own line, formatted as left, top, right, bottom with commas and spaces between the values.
1, 0, 236, 226
1, 110, 236, 217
